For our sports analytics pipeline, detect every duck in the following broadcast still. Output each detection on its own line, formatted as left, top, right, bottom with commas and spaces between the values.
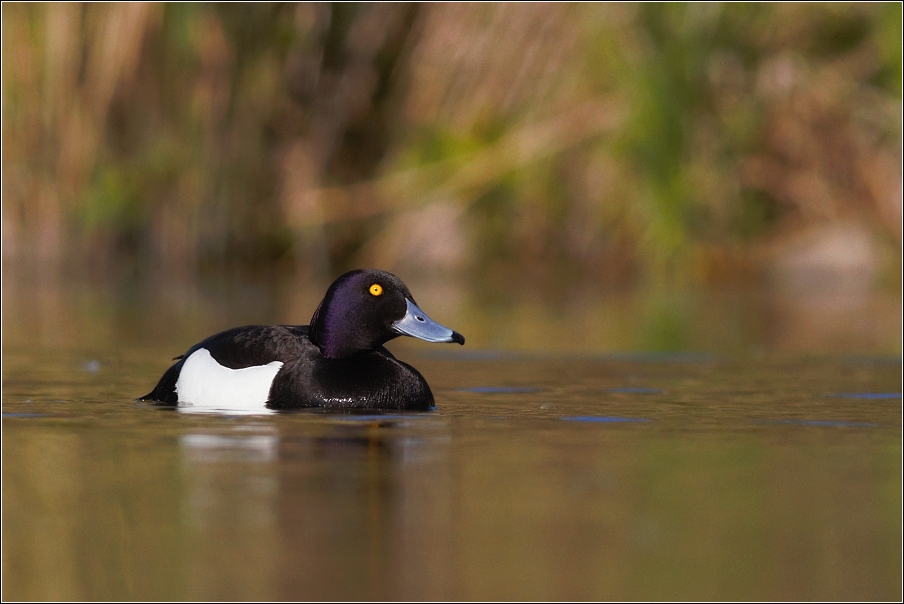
139, 269, 464, 411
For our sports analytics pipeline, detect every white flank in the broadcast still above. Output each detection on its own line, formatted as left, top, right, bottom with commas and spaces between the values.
176, 348, 283, 413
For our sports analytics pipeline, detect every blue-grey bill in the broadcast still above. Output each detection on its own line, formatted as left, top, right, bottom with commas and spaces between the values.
392, 299, 465, 344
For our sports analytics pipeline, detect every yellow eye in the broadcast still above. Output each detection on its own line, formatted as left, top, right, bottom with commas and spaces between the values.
369, 284, 383, 296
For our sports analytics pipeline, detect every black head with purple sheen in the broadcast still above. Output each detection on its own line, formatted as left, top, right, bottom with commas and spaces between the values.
308, 269, 464, 359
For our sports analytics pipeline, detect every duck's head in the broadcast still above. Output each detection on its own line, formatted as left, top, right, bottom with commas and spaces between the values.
309, 269, 465, 359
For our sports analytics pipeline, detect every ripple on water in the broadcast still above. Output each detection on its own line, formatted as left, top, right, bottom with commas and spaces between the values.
458, 386, 543, 393
561, 416, 653, 423
824, 392, 902, 400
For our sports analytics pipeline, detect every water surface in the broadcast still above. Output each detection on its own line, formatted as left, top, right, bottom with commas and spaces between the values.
2, 271, 901, 600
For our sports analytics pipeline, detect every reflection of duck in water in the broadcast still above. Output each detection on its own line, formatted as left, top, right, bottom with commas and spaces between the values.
139, 269, 464, 411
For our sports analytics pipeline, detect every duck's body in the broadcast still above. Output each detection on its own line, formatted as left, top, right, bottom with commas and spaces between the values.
139, 270, 463, 411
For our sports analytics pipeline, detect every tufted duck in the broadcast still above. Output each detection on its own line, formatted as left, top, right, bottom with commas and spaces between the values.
138, 269, 464, 411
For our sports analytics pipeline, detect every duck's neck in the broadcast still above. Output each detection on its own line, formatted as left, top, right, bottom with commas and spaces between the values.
309, 298, 388, 359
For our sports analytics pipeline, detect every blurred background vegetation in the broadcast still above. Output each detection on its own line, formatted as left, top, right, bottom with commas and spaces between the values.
2, 2, 901, 289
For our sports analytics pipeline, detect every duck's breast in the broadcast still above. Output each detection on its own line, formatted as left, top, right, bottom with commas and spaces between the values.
268, 351, 433, 410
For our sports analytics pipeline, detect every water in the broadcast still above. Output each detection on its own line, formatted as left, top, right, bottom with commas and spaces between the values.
2, 270, 902, 600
